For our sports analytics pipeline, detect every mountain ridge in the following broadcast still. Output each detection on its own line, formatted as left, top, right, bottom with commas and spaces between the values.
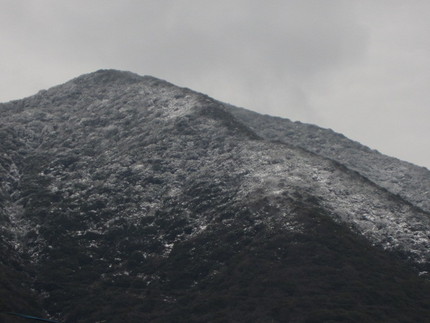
1, 69, 429, 265
229, 105, 430, 213
1, 69, 430, 322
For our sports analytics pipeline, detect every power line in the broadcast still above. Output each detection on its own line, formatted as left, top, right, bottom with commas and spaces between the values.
3, 312, 60, 323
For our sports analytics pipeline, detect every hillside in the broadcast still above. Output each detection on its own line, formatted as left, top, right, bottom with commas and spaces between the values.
0, 70, 429, 322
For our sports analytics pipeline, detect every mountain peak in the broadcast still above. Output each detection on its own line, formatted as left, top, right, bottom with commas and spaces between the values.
78, 69, 141, 83
71, 69, 170, 86
1, 70, 430, 321
70, 69, 173, 89
16, 70, 174, 106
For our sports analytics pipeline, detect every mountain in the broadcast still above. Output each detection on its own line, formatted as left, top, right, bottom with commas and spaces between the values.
1, 70, 430, 322
229, 106, 430, 214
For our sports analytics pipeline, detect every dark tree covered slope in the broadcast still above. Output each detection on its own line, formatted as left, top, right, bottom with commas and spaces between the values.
0, 70, 429, 322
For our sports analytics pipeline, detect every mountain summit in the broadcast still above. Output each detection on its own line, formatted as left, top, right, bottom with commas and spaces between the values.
1, 70, 430, 322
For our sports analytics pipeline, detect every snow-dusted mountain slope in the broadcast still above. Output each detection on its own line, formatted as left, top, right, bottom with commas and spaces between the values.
229, 106, 430, 213
1, 70, 430, 322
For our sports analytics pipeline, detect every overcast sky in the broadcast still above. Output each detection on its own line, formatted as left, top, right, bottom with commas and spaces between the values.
1, 0, 429, 169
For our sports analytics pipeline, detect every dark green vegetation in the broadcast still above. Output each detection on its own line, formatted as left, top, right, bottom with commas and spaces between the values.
1, 70, 430, 322
0, 245, 44, 323
4, 199, 430, 322
111, 204, 430, 323
20, 209, 430, 322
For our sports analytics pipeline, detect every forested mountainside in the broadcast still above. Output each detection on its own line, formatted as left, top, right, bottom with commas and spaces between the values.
0, 70, 429, 322
229, 106, 430, 214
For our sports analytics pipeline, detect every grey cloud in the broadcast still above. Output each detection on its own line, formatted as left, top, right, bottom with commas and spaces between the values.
0, 1, 367, 95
